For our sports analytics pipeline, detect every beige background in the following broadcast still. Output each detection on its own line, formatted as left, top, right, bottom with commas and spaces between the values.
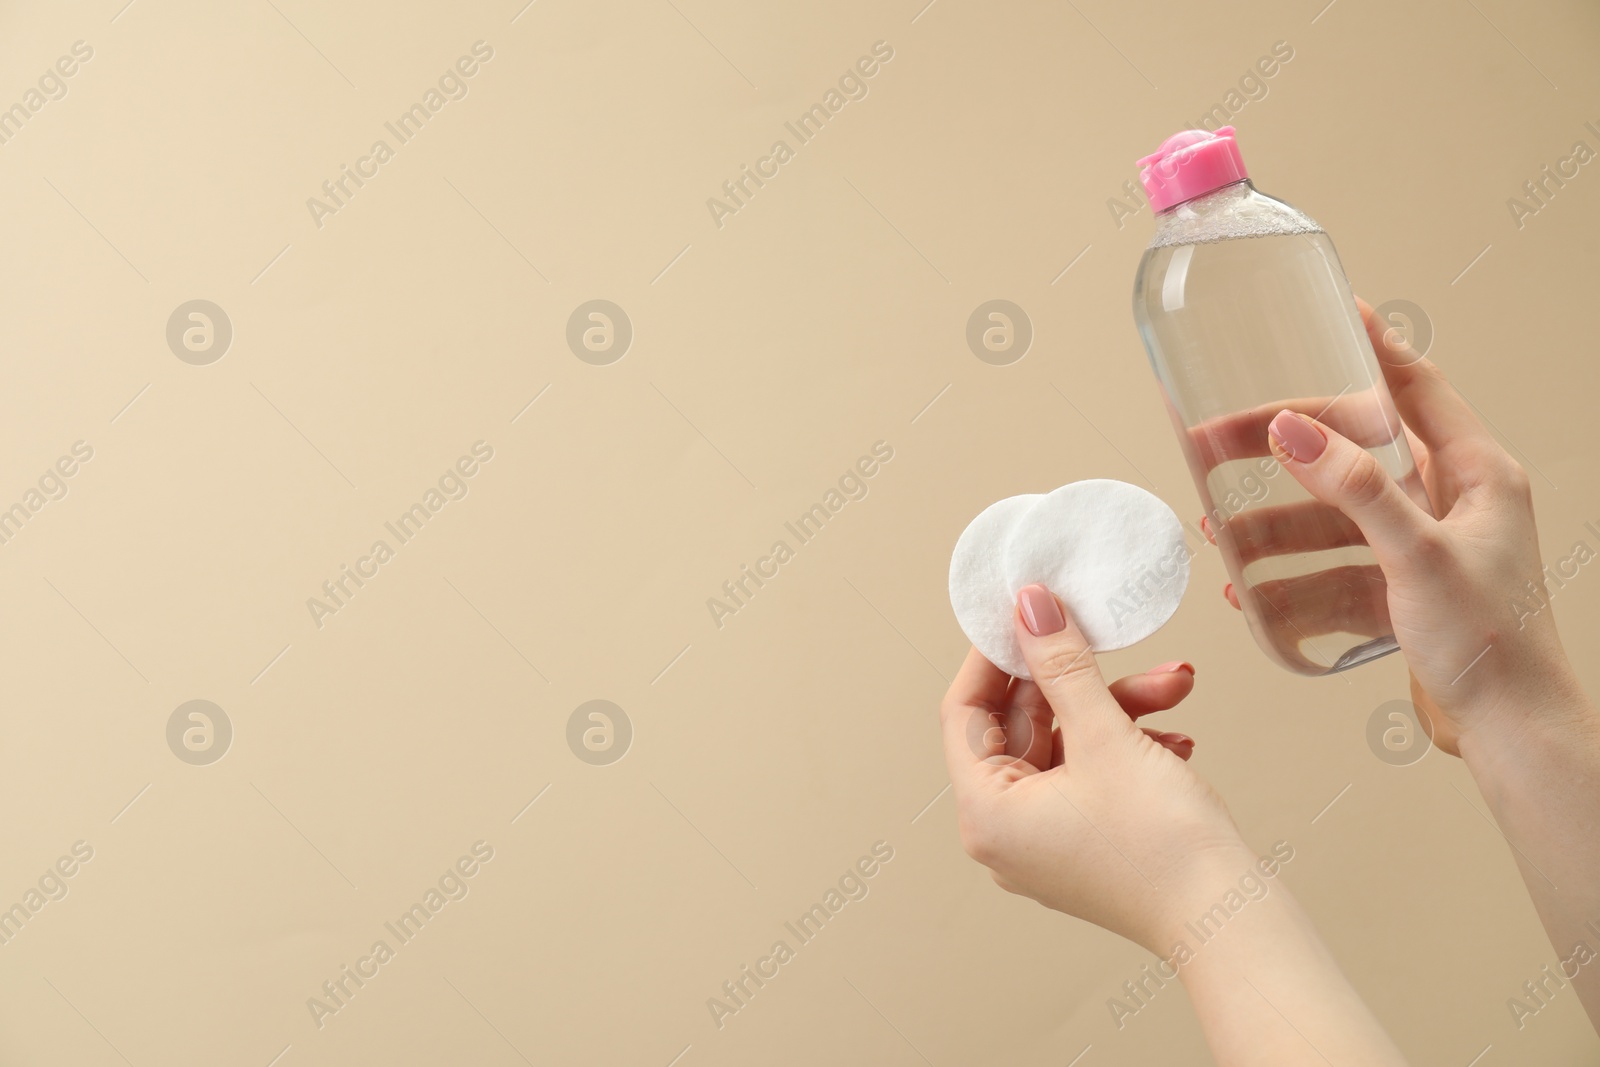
0, 0, 1596, 1063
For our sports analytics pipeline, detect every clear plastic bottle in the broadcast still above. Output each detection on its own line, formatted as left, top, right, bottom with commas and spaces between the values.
1131, 127, 1431, 676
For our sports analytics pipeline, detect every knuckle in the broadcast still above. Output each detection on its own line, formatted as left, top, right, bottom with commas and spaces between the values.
1033, 643, 1098, 694
1497, 455, 1532, 499
1332, 452, 1392, 508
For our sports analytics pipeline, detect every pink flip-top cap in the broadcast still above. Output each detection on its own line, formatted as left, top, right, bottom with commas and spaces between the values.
1137, 126, 1249, 213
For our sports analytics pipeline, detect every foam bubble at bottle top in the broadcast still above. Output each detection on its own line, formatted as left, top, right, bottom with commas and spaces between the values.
1146, 190, 1325, 249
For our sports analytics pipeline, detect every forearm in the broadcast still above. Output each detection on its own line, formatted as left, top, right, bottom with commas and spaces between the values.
1459, 677, 1600, 1031
1164, 862, 1407, 1066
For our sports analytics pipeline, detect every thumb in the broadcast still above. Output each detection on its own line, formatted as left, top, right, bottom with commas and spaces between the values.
1266, 409, 1432, 570
1014, 585, 1135, 751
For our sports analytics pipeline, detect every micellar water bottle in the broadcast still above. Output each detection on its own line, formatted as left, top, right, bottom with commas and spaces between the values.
1131, 127, 1432, 676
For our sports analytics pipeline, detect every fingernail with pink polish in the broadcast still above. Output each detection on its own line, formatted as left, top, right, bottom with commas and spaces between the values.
1268, 410, 1327, 463
1018, 585, 1065, 636
1152, 661, 1195, 675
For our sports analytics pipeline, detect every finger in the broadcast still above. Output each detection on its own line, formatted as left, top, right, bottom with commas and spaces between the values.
1359, 297, 1517, 512
1188, 387, 1402, 468
940, 647, 1015, 797
1014, 585, 1136, 753
1400, 422, 1453, 516
1357, 297, 1498, 464
1000, 678, 1056, 771
1403, 424, 1431, 484
1200, 515, 1216, 545
1249, 564, 1392, 637
1108, 664, 1196, 719
1209, 499, 1368, 566
1266, 409, 1436, 572
1234, 565, 1394, 672
1142, 727, 1195, 760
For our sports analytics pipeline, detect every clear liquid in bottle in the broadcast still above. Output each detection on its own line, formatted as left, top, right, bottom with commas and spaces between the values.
1131, 129, 1431, 675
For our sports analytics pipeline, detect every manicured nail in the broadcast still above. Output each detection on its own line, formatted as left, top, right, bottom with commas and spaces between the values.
1157, 731, 1194, 746
1200, 515, 1214, 543
1268, 410, 1327, 463
1018, 585, 1065, 636
1152, 661, 1195, 675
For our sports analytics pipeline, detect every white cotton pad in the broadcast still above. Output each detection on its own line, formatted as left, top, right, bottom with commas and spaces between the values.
948, 494, 1041, 679
948, 480, 1190, 679
1004, 480, 1189, 655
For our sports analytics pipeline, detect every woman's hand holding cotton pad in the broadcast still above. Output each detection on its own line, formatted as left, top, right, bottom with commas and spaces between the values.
948, 479, 1191, 678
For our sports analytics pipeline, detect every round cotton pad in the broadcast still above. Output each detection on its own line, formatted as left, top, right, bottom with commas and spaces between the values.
948, 494, 1041, 679
1003, 479, 1190, 654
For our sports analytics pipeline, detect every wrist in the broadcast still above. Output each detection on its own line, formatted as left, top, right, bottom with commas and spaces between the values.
1140, 840, 1299, 957
1456, 673, 1597, 785
1447, 637, 1587, 745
